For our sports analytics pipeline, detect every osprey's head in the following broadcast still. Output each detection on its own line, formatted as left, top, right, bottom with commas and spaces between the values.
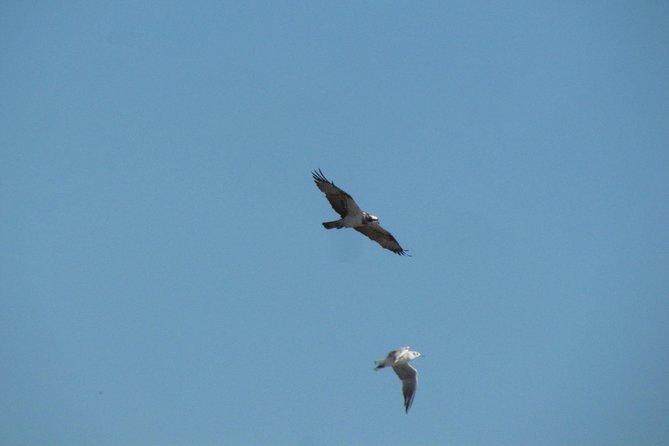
409, 350, 423, 360
363, 212, 379, 223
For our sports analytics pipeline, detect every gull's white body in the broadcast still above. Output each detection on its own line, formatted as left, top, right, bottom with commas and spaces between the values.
374, 346, 421, 369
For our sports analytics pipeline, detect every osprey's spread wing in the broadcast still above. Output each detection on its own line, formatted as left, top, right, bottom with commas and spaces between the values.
312, 169, 362, 218
392, 363, 418, 413
355, 223, 407, 256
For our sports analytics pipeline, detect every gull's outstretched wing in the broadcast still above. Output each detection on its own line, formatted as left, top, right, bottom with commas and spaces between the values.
387, 346, 409, 361
392, 363, 417, 413
312, 169, 362, 218
354, 223, 407, 256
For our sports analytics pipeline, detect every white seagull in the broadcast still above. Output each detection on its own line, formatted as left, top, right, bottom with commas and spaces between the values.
374, 346, 423, 413
312, 169, 408, 256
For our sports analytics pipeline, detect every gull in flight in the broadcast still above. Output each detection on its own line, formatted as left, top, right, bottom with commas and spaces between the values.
374, 346, 423, 413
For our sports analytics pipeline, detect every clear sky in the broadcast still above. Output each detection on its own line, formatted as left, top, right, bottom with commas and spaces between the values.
2, 1, 668, 445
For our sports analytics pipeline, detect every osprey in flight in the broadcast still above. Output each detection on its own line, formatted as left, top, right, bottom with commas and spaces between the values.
312, 169, 408, 255
374, 346, 423, 413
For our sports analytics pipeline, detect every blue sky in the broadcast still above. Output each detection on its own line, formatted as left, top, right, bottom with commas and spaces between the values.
2, 1, 668, 445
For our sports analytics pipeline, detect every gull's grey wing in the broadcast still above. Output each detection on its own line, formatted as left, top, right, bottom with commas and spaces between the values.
354, 223, 407, 256
387, 346, 409, 361
392, 363, 417, 413
312, 169, 362, 218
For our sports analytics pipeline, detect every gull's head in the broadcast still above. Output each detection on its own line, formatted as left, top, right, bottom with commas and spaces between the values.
410, 350, 423, 360
364, 212, 379, 223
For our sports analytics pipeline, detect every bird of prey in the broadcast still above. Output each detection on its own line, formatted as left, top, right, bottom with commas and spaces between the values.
312, 169, 408, 255
374, 346, 423, 413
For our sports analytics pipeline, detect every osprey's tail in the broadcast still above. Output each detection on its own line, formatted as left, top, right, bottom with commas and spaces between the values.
322, 220, 343, 230
373, 360, 386, 371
